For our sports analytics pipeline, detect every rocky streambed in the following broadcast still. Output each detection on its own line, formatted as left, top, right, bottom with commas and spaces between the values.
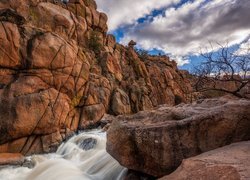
0, 0, 249, 179
0, 130, 127, 180
0, 96, 249, 180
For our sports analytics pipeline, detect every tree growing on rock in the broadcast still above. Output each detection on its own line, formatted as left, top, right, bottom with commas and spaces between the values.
88, 31, 102, 55
193, 44, 250, 98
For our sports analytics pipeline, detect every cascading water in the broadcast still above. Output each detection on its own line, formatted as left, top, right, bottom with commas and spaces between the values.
0, 130, 127, 180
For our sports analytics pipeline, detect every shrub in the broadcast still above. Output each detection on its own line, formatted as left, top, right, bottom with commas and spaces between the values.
88, 31, 102, 55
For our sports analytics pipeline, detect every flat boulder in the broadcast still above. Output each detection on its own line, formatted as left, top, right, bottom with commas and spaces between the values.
107, 97, 250, 177
160, 141, 250, 180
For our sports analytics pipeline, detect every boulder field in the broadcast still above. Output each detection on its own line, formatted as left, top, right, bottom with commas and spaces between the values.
107, 97, 250, 177
0, 0, 192, 155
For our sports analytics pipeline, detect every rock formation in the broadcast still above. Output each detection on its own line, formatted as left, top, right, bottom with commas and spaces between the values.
160, 141, 250, 180
0, 0, 192, 154
107, 97, 250, 177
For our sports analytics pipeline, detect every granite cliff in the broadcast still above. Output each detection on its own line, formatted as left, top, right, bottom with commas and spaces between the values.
0, 0, 192, 154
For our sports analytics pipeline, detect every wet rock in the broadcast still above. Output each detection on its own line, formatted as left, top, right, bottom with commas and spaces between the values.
22, 158, 35, 169
77, 138, 97, 151
125, 170, 156, 180
100, 114, 117, 131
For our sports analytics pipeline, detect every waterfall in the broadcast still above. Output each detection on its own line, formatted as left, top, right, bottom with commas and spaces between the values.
0, 130, 127, 180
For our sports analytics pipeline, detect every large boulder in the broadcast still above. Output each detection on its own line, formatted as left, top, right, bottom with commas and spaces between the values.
107, 97, 250, 177
160, 141, 250, 180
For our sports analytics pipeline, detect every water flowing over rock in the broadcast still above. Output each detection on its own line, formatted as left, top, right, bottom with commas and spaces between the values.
0, 0, 192, 154
107, 97, 250, 177
0, 130, 127, 180
160, 141, 250, 180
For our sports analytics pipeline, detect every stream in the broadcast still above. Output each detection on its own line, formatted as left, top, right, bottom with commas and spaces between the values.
0, 130, 127, 180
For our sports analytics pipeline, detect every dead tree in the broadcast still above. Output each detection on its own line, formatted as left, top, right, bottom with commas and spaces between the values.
193, 44, 250, 98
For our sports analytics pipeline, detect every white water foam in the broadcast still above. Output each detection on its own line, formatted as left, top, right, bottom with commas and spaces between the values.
0, 130, 127, 180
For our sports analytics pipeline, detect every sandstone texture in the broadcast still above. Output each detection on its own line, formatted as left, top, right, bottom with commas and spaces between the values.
107, 97, 250, 177
160, 141, 250, 180
0, 0, 192, 154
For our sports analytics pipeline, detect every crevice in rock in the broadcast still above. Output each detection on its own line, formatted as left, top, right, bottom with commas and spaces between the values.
0, 9, 25, 25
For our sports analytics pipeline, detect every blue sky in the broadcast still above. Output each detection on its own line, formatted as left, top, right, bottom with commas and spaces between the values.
96, 0, 250, 71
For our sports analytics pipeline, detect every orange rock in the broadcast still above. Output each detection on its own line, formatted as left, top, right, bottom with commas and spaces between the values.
91, 8, 100, 27
99, 13, 108, 32
107, 97, 250, 177
100, 52, 123, 81
83, 74, 111, 109
84, 6, 92, 26
106, 34, 116, 49
0, 0, 193, 155
78, 103, 105, 129
111, 88, 131, 115
30, 2, 75, 38
0, 153, 24, 165
160, 141, 250, 180
0, 22, 21, 68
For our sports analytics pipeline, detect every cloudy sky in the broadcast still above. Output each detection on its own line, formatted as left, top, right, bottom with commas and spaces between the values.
96, 0, 250, 70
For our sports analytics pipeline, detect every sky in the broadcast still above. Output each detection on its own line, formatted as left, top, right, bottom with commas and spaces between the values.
95, 0, 250, 71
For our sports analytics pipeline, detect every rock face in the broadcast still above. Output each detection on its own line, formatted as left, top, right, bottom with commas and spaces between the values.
160, 141, 250, 180
0, 153, 24, 165
0, 0, 192, 154
107, 97, 250, 177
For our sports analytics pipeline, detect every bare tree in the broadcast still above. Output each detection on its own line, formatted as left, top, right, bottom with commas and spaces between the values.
193, 43, 250, 98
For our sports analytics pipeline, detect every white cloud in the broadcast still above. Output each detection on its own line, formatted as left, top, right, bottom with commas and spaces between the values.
170, 55, 190, 66
235, 38, 250, 55
96, 0, 250, 66
119, 0, 250, 65
95, 0, 181, 31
